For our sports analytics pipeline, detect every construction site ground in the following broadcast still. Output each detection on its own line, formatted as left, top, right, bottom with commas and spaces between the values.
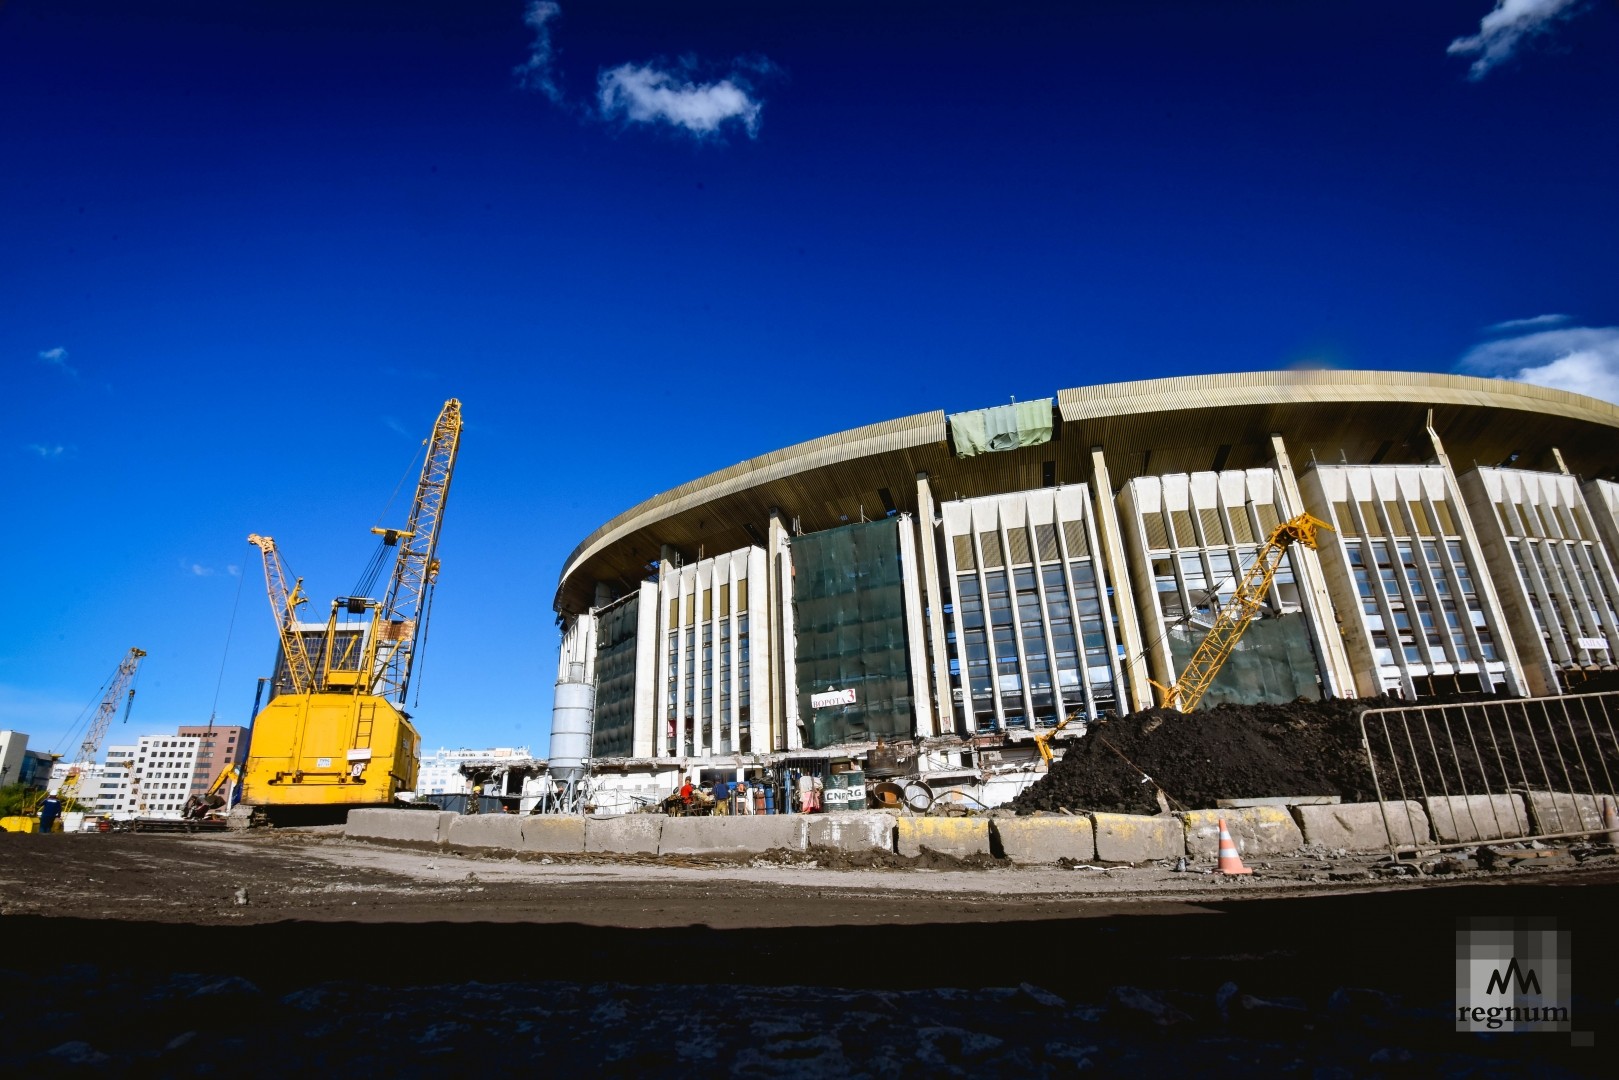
1, 829, 1615, 1076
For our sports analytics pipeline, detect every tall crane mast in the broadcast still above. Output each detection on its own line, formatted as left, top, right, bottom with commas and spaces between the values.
372, 398, 462, 704
247, 534, 316, 696
1151, 512, 1331, 714
56, 647, 146, 808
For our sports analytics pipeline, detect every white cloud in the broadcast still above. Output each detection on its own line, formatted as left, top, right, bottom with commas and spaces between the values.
1486, 313, 1569, 333
186, 561, 216, 577
514, 3, 771, 140
1448, 0, 1589, 80
1458, 321, 1619, 404
598, 63, 763, 137
37, 346, 78, 378
514, 1, 565, 104
26, 443, 68, 459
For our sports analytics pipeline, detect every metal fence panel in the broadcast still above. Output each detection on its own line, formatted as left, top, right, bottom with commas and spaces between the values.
1358, 691, 1618, 857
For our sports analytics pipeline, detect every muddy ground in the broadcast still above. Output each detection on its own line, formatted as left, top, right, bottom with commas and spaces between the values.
1, 830, 1615, 1076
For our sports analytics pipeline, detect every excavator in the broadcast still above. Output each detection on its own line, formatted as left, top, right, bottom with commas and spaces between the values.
236, 399, 462, 825
1149, 511, 1331, 715
1032, 709, 1084, 765
180, 763, 243, 823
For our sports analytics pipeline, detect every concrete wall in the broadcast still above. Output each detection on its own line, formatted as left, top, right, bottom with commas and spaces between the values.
349, 792, 1607, 866
585, 814, 664, 854
658, 815, 806, 855
346, 808, 456, 846
446, 814, 523, 852
895, 817, 992, 859
807, 812, 894, 854
1091, 813, 1182, 863
1293, 800, 1430, 851
1182, 807, 1303, 860
1424, 794, 1530, 843
1526, 791, 1609, 836
992, 816, 1095, 864
520, 815, 587, 853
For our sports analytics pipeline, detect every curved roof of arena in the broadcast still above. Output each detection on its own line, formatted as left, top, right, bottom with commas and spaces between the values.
555, 370, 1619, 614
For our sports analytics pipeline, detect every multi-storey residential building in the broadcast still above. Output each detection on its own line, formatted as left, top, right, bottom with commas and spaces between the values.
178, 725, 249, 802
126, 734, 202, 819
95, 744, 137, 817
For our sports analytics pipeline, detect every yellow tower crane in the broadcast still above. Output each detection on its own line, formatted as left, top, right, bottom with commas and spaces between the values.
238, 399, 462, 823
55, 647, 147, 811
1150, 512, 1331, 714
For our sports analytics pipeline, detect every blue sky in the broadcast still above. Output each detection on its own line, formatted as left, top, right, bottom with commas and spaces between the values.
4, 1, 1617, 759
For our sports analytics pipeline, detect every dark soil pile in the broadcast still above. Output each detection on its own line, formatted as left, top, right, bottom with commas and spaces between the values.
1012, 697, 1399, 815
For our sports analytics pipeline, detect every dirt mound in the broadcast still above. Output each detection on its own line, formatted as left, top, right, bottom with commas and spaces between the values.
1011, 697, 1396, 815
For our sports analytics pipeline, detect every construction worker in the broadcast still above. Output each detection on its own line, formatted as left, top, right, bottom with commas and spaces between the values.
38, 792, 63, 834
712, 777, 730, 815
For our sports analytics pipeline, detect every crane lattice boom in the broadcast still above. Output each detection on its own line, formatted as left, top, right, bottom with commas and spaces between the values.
374, 398, 462, 703
56, 646, 145, 808
248, 534, 316, 696
1152, 512, 1331, 714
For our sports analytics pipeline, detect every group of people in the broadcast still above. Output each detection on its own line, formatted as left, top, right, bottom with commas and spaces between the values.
673, 777, 762, 815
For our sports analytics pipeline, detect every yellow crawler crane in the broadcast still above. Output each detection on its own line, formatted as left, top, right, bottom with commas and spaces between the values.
239, 399, 461, 823
1150, 512, 1331, 715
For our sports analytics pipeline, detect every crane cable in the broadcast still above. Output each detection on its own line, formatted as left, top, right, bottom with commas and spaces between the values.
205, 562, 249, 735
352, 436, 428, 600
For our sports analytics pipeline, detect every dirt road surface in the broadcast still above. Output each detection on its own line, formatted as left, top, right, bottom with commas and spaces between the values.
2, 830, 1614, 1076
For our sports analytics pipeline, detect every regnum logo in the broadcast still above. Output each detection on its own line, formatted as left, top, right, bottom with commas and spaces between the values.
1484, 957, 1541, 997
1456, 917, 1570, 1033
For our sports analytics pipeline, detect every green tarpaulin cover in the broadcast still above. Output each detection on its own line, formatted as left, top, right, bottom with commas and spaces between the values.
948, 398, 1053, 458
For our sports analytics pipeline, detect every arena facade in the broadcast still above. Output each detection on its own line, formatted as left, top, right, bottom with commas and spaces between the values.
551, 371, 1619, 811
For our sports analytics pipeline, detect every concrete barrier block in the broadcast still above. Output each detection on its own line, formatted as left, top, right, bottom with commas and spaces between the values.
896, 817, 992, 859
585, 814, 664, 854
807, 812, 895, 853
1526, 791, 1607, 836
346, 808, 455, 846
1181, 807, 1304, 860
658, 815, 806, 855
1292, 800, 1429, 851
993, 816, 1095, 864
446, 813, 522, 851
1423, 794, 1530, 843
519, 815, 587, 854
1091, 813, 1182, 863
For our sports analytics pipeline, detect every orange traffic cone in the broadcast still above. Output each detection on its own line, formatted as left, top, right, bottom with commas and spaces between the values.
1216, 817, 1253, 875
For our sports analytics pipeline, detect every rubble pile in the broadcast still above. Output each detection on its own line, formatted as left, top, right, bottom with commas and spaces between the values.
1012, 697, 1402, 816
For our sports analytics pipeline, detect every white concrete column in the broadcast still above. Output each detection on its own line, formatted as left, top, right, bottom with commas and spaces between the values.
745, 545, 769, 755
914, 473, 949, 738
895, 512, 935, 739
1425, 415, 1530, 696
632, 580, 658, 758
1269, 433, 1357, 699
1089, 447, 1152, 711
771, 509, 803, 750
